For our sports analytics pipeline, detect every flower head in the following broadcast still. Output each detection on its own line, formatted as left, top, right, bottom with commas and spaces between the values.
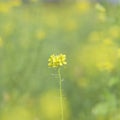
48, 54, 67, 68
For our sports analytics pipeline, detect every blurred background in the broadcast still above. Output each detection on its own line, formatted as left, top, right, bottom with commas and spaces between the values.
0, 0, 120, 120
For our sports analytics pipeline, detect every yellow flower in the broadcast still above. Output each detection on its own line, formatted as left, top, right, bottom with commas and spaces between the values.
48, 54, 67, 68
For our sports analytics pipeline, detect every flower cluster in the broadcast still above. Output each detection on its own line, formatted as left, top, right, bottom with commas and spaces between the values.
48, 54, 67, 68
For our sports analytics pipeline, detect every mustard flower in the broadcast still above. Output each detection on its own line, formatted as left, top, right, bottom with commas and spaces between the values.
48, 54, 67, 68
48, 54, 67, 120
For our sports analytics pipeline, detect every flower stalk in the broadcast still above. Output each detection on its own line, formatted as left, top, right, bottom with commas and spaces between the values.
48, 53, 67, 120
58, 68, 64, 120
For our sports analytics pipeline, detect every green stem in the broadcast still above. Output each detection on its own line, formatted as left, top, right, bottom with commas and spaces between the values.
58, 68, 64, 120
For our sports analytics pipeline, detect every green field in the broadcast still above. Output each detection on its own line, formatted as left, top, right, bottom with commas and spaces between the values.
0, 1, 120, 120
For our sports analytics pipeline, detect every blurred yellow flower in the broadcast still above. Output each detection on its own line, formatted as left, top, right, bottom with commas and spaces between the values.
76, 1, 90, 13
78, 43, 117, 72
10, 0, 22, 7
44, 13, 58, 28
0, 2, 12, 13
95, 3, 106, 12
103, 38, 113, 45
1, 106, 33, 120
65, 20, 77, 31
39, 90, 70, 120
109, 26, 120, 39
97, 61, 114, 72
0, 1, 22, 13
36, 31, 46, 40
48, 54, 67, 68
98, 13, 107, 22
110, 111, 120, 120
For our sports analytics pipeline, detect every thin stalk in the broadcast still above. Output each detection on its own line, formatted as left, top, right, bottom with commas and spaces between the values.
58, 68, 64, 120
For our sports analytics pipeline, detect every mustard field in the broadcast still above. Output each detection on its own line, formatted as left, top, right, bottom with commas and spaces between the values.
0, 0, 120, 120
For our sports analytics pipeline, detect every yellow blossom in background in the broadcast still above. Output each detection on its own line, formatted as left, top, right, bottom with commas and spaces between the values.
109, 26, 120, 39
0, 2, 12, 13
95, 3, 106, 22
65, 20, 77, 31
78, 43, 117, 72
43, 13, 59, 28
110, 111, 120, 120
1, 106, 34, 120
76, 1, 90, 13
48, 54, 67, 68
9, 0, 22, 7
95, 3, 106, 12
36, 31, 46, 40
98, 13, 107, 22
103, 38, 113, 46
39, 91, 70, 120
97, 61, 114, 72
0, 1, 22, 13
